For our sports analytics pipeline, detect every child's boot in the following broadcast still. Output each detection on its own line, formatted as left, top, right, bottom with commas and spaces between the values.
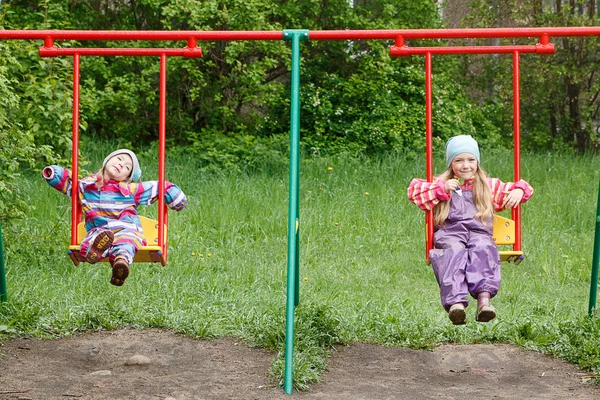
476, 292, 496, 322
110, 257, 130, 286
85, 230, 114, 264
448, 303, 467, 325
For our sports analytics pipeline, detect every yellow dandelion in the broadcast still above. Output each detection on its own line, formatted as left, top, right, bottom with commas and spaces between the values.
207, 253, 212, 257
303, 277, 309, 281
327, 167, 333, 171
191, 252, 196, 256
364, 192, 369, 196
340, 276, 344, 280
199, 253, 204, 257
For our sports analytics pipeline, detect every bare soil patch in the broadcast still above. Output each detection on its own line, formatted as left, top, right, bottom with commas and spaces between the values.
0, 328, 598, 399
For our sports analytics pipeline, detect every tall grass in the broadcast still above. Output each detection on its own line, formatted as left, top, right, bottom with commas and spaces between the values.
1, 146, 600, 389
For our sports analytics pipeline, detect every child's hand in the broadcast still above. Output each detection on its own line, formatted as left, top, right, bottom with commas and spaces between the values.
502, 188, 524, 209
444, 179, 460, 194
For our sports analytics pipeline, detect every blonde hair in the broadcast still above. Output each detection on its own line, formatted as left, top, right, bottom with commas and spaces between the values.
95, 167, 107, 189
433, 166, 494, 227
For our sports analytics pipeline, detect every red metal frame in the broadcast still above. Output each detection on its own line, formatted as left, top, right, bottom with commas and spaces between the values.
390, 39, 552, 261
38, 40, 203, 266
2, 27, 600, 41
513, 51, 522, 252
425, 53, 434, 262
2, 26, 595, 265
71, 54, 81, 246
158, 53, 168, 265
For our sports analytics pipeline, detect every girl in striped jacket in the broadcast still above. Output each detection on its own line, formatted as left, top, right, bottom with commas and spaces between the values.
407, 135, 533, 325
43, 149, 187, 286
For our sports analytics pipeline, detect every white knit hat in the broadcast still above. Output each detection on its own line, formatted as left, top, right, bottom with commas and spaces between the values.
102, 149, 142, 181
445, 135, 480, 167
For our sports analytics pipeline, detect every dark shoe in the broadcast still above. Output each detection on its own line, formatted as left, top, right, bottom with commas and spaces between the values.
448, 303, 467, 325
110, 257, 130, 286
476, 304, 497, 322
476, 292, 497, 322
85, 230, 114, 264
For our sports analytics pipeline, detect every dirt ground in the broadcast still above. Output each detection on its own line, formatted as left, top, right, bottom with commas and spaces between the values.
0, 328, 598, 400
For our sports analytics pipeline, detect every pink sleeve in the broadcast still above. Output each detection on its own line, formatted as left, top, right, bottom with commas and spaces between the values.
407, 178, 450, 211
488, 178, 534, 211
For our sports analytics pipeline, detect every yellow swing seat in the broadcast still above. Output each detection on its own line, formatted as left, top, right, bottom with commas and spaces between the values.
68, 216, 167, 265
492, 215, 523, 264
426, 214, 524, 265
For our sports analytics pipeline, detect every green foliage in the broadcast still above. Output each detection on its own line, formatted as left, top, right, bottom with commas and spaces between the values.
176, 128, 289, 173
1, 1, 76, 159
1, 0, 489, 160
0, 41, 54, 221
1, 0, 600, 166
460, 0, 600, 152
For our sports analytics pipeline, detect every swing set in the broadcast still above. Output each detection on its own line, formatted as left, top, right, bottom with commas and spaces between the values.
1, 27, 600, 394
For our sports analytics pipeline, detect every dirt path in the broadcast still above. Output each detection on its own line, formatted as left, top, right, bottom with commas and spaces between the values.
0, 329, 598, 399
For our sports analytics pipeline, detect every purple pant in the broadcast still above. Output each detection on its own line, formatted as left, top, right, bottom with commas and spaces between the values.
430, 191, 500, 311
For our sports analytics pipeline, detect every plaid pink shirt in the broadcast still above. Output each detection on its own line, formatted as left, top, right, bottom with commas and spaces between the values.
407, 177, 533, 211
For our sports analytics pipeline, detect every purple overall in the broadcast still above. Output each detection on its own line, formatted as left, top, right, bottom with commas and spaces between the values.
429, 190, 500, 311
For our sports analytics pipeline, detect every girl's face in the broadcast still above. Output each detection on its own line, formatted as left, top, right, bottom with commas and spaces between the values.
450, 152, 478, 179
104, 153, 133, 181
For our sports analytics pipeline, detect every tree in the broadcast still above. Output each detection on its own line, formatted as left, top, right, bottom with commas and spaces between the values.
458, 0, 600, 152
0, 40, 54, 221
1, 0, 507, 165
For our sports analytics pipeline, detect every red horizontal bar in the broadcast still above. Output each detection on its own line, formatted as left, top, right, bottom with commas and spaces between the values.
309, 27, 600, 40
0, 27, 600, 42
39, 46, 203, 58
390, 44, 555, 56
0, 30, 284, 41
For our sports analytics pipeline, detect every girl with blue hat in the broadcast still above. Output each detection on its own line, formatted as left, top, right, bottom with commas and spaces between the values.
43, 149, 187, 286
408, 135, 534, 325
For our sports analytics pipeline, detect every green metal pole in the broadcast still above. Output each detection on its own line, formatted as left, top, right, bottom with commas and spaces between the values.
588, 178, 600, 316
0, 221, 7, 302
282, 29, 308, 395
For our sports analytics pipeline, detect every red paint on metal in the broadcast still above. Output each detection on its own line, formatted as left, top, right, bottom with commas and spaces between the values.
425, 52, 434, 262
158, 54, 167, 266
1, 27, 600, 42
71, 54, 81, 246
390, 44, 554, 56
0, 30, 284, 41
43, 36, 53, 48
512, 52, 522, 252
307, 27, 600, 40
39, 47, 202, 57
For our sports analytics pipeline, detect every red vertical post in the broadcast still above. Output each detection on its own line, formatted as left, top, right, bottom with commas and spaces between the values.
512, 51, 522, 252
425, 52, 434, 262
158, 53, 167, 265
71, 53, 81, 245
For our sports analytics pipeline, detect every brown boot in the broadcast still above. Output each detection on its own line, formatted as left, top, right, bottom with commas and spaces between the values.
476, 292, 496, 322
84, 230, 114, 264
110, 257, 130, 286
448, 303, 467, 325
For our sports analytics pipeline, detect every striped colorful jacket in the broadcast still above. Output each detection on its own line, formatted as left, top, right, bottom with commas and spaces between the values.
407, 177, 533, 212
44, 165, 187, 236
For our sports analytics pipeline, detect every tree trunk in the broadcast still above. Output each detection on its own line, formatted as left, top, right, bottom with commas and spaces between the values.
566, 79, 588, 152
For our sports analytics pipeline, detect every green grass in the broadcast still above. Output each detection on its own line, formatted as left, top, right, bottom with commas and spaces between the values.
2, 146, 600, 389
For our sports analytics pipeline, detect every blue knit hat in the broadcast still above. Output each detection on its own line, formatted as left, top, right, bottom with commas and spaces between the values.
103, 149, 142, 181
445, 135, 480, 167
